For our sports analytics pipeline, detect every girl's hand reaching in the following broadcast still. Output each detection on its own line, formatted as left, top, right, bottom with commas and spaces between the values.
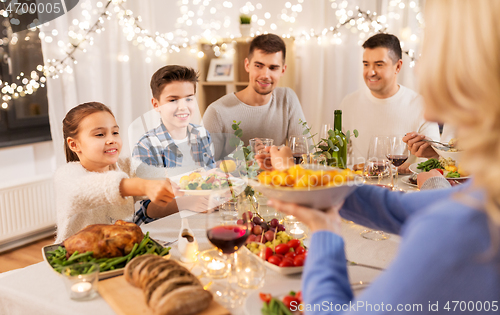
176, 195, 213, 213
143, 179, 182, 207
119, 178, 183, 207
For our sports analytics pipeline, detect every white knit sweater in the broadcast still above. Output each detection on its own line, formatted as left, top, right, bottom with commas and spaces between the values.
54, 158, 168, 243
339, 85, 441, 165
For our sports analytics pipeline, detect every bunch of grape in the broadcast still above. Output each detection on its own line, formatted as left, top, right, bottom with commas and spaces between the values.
237, 212, 285, 244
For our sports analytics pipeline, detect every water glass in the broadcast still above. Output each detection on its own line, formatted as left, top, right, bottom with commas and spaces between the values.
219, 200, 239, 223
256, 194, 282, 222
233, 249, 266, 289
249, 138, 274, 154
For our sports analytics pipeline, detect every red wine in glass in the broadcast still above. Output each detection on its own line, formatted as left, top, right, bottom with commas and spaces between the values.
387, 154, 408, 167
292, 153, 305, 165
206, 225, 250, 254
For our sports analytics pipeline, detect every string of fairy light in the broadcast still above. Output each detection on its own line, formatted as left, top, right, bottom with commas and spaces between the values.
0, 0, 422, 108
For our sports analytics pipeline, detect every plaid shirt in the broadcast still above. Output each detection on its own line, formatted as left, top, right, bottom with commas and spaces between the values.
132, 122, 215, 225
132, 122, 215, 168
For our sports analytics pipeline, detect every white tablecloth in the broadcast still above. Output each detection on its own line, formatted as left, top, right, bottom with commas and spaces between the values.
0, 176, 415, 315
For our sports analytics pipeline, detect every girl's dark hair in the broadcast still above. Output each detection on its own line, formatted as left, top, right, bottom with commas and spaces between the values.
62, 102, 114, 162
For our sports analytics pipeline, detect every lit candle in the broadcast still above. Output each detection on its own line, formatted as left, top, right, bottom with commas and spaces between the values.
290, 223, 304, 238
70, 282, 92, 299
207, 259, 225, 271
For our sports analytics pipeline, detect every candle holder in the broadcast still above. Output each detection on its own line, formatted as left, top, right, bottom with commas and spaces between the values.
61, 262, 99, 301
198, 249, 230, 279
233, 249, 266, 289
283, 215, 308, 240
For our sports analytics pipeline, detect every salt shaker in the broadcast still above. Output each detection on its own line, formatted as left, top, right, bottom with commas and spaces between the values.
178, 218, 198, 263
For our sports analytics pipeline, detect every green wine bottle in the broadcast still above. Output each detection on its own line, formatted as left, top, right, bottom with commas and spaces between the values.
334, 110, 347, 169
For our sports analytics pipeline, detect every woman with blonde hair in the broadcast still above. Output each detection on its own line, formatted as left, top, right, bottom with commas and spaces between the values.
258, 0, 500, 313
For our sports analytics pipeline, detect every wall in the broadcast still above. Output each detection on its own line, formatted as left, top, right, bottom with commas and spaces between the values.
0, 141, 56, 187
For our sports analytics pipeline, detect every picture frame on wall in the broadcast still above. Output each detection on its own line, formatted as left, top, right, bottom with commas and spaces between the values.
207, 58, 234, 81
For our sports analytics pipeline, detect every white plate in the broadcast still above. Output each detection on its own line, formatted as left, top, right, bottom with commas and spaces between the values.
248, 165, 361, 210
244, 278, 302, 315
178, 177, 246, 196
42, 239, 171, 280
409, 162, 421, 174
244, 247, 303, 275
401, 176, 418, 188
409, 162, 470, 180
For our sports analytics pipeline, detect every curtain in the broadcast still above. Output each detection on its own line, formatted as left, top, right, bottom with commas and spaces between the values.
41, 0, 423, 166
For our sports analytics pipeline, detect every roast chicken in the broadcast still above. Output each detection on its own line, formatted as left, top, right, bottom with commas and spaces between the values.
63, 220, 144, 259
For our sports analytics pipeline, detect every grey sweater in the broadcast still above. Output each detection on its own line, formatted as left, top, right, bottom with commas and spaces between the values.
202, 87, 307, 160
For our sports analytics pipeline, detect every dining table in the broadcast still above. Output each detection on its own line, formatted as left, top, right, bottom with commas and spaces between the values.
0, 175, 418, 315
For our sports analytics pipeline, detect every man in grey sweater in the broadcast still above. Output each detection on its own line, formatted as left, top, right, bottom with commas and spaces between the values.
203, 34, 307, 161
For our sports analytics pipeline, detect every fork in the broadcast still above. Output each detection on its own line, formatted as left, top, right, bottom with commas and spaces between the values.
154, 238, 178, 247
421, 139, 452, 149
347, 259, 385, 271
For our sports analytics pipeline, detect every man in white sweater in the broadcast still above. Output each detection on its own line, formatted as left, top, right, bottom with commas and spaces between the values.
203, 34, 307, 161
339, 33, 440, 165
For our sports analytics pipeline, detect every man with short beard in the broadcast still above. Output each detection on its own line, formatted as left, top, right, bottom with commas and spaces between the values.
338, 33, 440, 166
203, 34, 307, 161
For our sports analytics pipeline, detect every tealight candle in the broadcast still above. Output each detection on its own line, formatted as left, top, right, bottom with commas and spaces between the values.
61, 262, 99, 301
290, 223, 305, 239
207, 259, 225, 271
198, 249, 230, 279
70, 282, 92, 299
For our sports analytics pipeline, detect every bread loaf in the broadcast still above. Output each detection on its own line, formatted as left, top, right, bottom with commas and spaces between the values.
138, 259, 180, 289
144, 267, 193, 305
131, 255, 164, 287
149, 276, 201, 310
124, 255, 159, 287
125, 255, 213, 315
153, 285, 213, 315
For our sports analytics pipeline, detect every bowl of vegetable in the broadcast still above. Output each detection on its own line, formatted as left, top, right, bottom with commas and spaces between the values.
248, 165, 362, 211
432, 145, 461, 165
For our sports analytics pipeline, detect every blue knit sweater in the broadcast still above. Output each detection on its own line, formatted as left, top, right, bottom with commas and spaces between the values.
302, 183, 500, 314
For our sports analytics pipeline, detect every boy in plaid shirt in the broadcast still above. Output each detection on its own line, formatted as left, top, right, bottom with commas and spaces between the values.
132, 65, 216, 224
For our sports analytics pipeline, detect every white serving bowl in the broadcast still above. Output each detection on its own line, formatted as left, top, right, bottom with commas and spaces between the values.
247, 165, 361, 211
432, 145, 462, 165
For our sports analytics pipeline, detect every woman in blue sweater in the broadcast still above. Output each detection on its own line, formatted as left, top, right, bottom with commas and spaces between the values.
260, 0, 500, 313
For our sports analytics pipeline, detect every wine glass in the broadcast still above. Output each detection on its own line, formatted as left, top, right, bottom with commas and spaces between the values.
319, 124, 332, 142
205, 199, 251, 308
387, 135, 409, 190
289, 135, 310, 165
360, 136, 392, 241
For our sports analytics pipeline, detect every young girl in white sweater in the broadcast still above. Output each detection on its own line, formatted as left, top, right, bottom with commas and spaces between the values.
54, 102, 181, 243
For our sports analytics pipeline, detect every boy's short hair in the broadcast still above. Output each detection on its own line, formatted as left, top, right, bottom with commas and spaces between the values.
150, 65, 199, 100
248, 34, 286, 64
362, 33, 402, 64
